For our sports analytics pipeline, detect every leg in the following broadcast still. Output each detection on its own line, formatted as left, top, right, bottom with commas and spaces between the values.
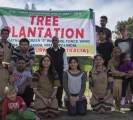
19, 110, 35, 120
5, 113, 20, 120
129, 77, 133, 94
77, 99, 87, 115
65, 100, 77, 116
56, 71, 63, 107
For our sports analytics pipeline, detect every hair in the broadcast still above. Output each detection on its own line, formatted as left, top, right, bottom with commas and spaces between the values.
17, 57, 26, 62
1, 28, 10, 34
111, 47, 122, 57
4, 85, 18, 95
120, 53, 129, 64
52, 36, 59, 41
94, 54, 105, 61
100, 16, 108, 22
39, 54, 56, 84
68, 57, 81, 70
98, 29, 106, 35
19, 38, 30, 45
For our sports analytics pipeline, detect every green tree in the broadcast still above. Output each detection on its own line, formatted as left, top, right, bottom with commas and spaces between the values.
115, 16, 133, 38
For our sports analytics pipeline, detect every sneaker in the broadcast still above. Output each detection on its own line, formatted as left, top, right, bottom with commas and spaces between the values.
121, 99, 126, 105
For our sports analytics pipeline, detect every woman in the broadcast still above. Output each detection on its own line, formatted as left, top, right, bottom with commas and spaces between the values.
89, 55, 113, 114
32, 54, 60, 119
63, 57, 87, 116
108, 47, 126, 110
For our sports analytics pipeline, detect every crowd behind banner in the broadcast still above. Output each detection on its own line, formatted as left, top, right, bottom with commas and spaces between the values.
0, 15, 133, 120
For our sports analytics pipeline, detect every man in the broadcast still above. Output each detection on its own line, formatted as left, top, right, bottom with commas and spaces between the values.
96, 16, 112, 42
115, 25, 133, 111
115, 25, 133, 60
0, 50, 11, 111
11, 38, 35, 70
0, 28, 14, 63
11, 57, 33, 107
47, 36, 68, 108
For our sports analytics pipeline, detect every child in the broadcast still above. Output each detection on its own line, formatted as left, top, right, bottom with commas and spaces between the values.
63, 57, 87, 116
119, 53, 133, 105
96, 29, 114, 67
2, 85, 39, 120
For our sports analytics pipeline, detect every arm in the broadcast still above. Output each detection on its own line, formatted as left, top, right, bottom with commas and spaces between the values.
10, 48, 18, 66
78, 72, 86, 98
63, 71, 71, 98
63, 51, 68, 71
2, 99, 8, 120
29, 46, 35, 68
19, 97, 27, 110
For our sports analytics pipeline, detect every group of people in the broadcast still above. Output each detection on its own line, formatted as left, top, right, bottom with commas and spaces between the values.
0, 15, 133, 120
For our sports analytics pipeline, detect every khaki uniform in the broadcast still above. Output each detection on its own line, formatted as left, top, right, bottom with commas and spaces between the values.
89, 66, 113, 113
32, 71, 60, 118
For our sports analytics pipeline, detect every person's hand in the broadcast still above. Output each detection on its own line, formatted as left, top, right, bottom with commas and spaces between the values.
70, 96, 76, 107
18, 108, 24, 113
93, 93, 99, 101
75, 96, 79, 101
43, 98, 49, 106
100, 95, 110, 102
47, 98, 52, 106
19, 87, 26, 94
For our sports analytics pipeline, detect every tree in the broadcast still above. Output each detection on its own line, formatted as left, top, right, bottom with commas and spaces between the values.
115, 16, 133, 38
25, 3, 30, 10
31, 3, 36, 10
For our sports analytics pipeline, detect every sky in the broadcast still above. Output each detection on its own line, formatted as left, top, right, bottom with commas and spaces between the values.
0, 0, 133, 31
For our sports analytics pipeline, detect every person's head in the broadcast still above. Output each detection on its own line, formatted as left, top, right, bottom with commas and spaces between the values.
16, 57, 26, 71
120, 53, 131, 63
98, 29, 106, 42
100, 16, 108, 27
0, 49, 4, 64
94, 55, 105, 66
4, 85, 18, 100
0, 28, 10, 41
19, 38, 30, 51
118, 25, 128, 38
112, 47, 122, 58
39, 54, 54, 71
52, 36, 59, 48
68, 57, 81, 70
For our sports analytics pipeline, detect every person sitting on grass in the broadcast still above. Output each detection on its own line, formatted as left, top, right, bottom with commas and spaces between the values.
1, 85, 38, 120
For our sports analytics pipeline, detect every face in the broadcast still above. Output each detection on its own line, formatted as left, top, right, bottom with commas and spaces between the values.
123, 54, 131, 61
69, 59, 78, 70
113, 49, 121, 58
52, 37, 59, 47
7, 91, 17, 100
17, 60, 26, 70
20, 42, 29, 51
1, 31, 9, 40
0, 51, 4, 63
119, 29, 127, 37
95, 56, 104, 66
100, 18, 107, 27
42, 56, 51, 68
98, 32, 106, 41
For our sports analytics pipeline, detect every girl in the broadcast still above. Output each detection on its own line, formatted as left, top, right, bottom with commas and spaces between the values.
32, 54, 60, 119
108, 47, 126, 110
89, 55, 113, 114
63, 57, 87, 116
119, 53, 133, 105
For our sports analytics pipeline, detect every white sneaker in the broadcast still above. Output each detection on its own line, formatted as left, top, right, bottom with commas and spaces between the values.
121, 99, 126, 105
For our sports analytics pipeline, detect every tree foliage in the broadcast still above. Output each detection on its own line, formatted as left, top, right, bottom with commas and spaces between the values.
115, 16, 133, 38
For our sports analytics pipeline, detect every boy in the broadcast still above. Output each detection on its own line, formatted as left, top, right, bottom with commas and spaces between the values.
2, 85, 38, 120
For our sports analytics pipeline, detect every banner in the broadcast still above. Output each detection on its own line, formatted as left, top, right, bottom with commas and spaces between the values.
0, 7, 96, 56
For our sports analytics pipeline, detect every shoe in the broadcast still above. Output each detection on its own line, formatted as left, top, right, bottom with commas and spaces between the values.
58, 103, 62, 108
121, 99, 126, 105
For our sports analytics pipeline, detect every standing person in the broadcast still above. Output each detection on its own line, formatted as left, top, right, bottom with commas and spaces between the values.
89, 55, 113, 114
0, 50, 12, 112
47, 36, 68, 108
32, 55, 61, 119
2, 85, 36, 120
63, 57, 87, 116
11, 38, 35, 71
108, 47, 126, 110
96, 16, 112, 42
115, 25, 133, 60
10, 57, 33, 107
0, 28, 14, 63
96, 29, 114, 66
119, 53, 133, 105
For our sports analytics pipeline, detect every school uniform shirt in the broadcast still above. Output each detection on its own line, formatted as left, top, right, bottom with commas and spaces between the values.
13, 68, 32, 89
2, 96, 27, 120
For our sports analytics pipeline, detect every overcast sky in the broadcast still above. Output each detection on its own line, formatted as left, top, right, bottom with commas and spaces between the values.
0, 0, 133, 30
